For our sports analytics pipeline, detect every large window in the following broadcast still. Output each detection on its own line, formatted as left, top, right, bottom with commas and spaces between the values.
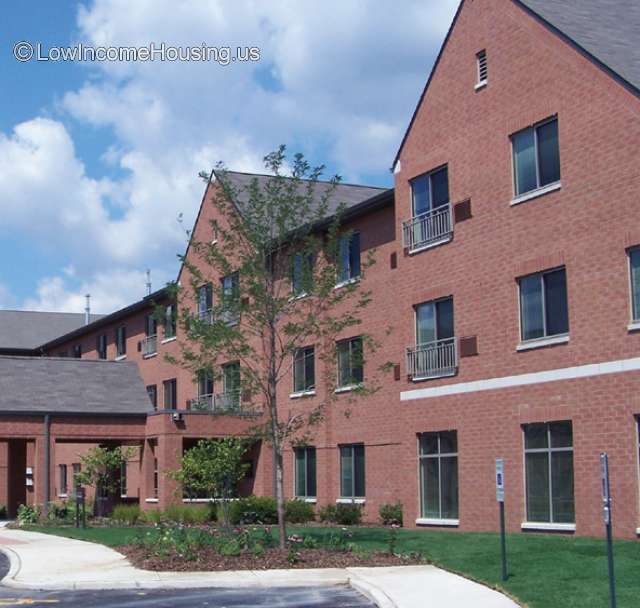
291, 252, 314, 296
198, 370, 214, 397
524, 421, 574, 524
59, 464, 68, 496
512, 117, 560, 197
519, 267, 568, 342
340, 444, 365, 498
337, 233, 361, 284
222, 361, 240, 408
293, 346, 315, 394
221, 272, 240, 323
163, 379, 177, 409
419, 431, 458, 520
72, 463, 81, 494
145, 313, 157, 337
164, 304, 177, 339
115, 325, 127, 357
337, 337, 363, 389
416, 297, 454, 345
411, 166, 449, 217
295, 446, 317, 499
198, 283, 213, 321
146, 384, 157, 410
630, 248, 640, 322
96, 334, 107, 360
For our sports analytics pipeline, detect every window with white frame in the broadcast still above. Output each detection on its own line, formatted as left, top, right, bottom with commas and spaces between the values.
163, 378, 177, 409
519, 267, 568, 342
337, 337, 363, 389
291, 252, 314, 296
411, 166, 449, 219
222, 361, 240, 408
340, 444, 365, 498
198, 369, 214, 397
59, 464, 68, 495
164, 304, 177, 338
146, 384, 157, 410
96, 334, 107, 360
512, 117, 560, 197
221, 272, 240, 323
115, 325, 126, 357
419, 431, 458, 520
337, 233, 361, 284
629, 248, 640, 322
198, 283, 213, 321
524, 421, 574, 524
293, 346, 315, 393
295, 446, 317, 498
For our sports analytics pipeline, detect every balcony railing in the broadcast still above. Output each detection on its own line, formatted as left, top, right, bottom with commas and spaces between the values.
402, 204, 453, 252
407, 337, 458, 380
198, 309, 214, 324
189, 391, 242, 413
141, 335, 157, 357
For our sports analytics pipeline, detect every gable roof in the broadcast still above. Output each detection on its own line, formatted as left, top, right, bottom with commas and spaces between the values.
0, 356, 151, 416
0, 310, 105, 351
392, 0, 640, 168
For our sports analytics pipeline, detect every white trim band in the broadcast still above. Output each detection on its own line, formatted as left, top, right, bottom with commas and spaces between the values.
416, 518, 459, 527
145, 498, 159, 503
510, 181, 561, 206
401, 355, 640, 401
336, 498, 365, 504
521, 522, 575, 532
516, 334, 569, 351
628, 322, 640, 332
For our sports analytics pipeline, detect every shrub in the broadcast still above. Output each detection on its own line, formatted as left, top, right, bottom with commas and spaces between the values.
142, 509, 162, 524
229, 496, 277, 525
17, 504, 40, 525
48, 501, 73, 522
164, 504, 213, 525
0, 505, 7, 519
318, 504, 337, 523
112, 504, 142, 525
379, 502, 403, 526
285, 499, 315, 523
334, 504, 362, 526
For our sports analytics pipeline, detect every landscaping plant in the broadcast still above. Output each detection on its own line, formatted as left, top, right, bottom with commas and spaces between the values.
379, 501, 403, 526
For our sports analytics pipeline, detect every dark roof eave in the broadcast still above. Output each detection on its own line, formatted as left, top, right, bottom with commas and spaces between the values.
0, 410, 150, 418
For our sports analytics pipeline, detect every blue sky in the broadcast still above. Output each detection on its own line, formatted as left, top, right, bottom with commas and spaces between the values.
0, 0, 457, 314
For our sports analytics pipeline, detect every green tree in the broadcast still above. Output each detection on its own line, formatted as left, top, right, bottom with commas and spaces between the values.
171, 146, 387, 548
171, 438, 250, 528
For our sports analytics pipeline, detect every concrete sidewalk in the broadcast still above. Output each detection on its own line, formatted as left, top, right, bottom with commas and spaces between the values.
0, 528, 519, 607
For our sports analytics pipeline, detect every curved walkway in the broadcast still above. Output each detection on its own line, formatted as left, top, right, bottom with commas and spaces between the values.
0, 529, 519, 607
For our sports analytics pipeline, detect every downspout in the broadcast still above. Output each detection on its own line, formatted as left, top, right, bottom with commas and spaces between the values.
43, 414, 51, 517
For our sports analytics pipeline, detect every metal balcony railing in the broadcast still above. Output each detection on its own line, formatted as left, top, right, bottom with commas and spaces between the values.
189, 391, 242, 413
198, 309, 214, 324
141, 335, 157, 357
407, 337, 458, 380
402, 204, 453, 252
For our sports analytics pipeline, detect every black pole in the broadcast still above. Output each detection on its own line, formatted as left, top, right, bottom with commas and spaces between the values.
43, 414, 51, 518
605, 516, 616, 608
500, 501, 508, 581
601, 453, 616, 608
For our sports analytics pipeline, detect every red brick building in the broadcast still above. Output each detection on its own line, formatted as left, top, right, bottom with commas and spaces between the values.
1, 0, 639, 538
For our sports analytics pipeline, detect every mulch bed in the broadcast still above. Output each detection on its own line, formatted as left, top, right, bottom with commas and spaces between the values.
119, 545, 423, 571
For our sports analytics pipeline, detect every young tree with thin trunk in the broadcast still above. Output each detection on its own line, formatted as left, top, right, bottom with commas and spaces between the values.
170, 146, 386, 548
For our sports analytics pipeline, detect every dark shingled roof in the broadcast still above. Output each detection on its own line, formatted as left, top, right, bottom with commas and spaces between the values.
518, 0, 640, 93
0, 356, 151, 415
0, 311, 105, 351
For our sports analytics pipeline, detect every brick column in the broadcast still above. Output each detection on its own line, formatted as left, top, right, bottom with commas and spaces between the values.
0, 441, 8, 510
34, 434, 54, 509
157, 434, 182, 508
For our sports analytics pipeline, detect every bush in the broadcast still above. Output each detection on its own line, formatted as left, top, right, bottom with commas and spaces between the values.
163, 504, 214, 525
17, 504, 40, 525
379, 502, 403, 526
334, 504, 362, 526
142, 509, 162, 524
0, 505, 7, 519
112, 504, 142, 525
318, 504, 337, 523
48, 501, 73, 522
229, 496, 277, 525
285, 499, 315, 523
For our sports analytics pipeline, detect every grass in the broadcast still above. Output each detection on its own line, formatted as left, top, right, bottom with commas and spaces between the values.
25, 524, 639, 608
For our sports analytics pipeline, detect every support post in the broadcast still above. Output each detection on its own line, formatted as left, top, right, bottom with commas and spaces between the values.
495, 457, 508, 582
600, 453, 616, 608
43, 414, 51, 517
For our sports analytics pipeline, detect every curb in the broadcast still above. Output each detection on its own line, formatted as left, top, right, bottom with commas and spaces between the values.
348, 571, 397, 608
0, 545, 22, 586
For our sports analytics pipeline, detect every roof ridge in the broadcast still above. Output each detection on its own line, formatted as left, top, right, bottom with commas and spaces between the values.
222, 170, 387, 190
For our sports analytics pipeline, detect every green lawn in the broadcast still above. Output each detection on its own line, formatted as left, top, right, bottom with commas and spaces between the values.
26, 524, 639, 608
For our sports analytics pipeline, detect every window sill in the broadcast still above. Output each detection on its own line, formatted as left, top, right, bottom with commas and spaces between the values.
416, 518, 459, 527
411, 369, 457, 382
334, 277, 360, 290
58, 494, 68, 499
288, 292, 309, 302
295, 497, 317, 504
407, 234, 453, 256
510, 181, 562, 206
521, 522, 575, 532
161, 336, 177, 344
474, 80, 487, 91
334, 384, 362, 394
142, 352, 158, 359
114, 354, 127, 361
516, 334, 569, 351
636, 527, 640, 536
336, 498, 365, 504
290, 390, 316, 399
145, 498, 159, 503
627, 321, 640, 332
182, 498, 216, 503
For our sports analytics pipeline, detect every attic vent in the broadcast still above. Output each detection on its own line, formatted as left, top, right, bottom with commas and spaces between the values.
476, 50, 487, 87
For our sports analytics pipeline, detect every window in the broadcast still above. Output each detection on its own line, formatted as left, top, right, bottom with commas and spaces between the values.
295, 447, 317, 498
221, 272, 240, 323
198, 283, 213, 321
163, 379, 177, 409
293, 346, 315, 393
146, 384, 157, 410
59, 464, 68, 495
476, 49, 487, 85
629, 248, 640, 322
164, 304, 177, 338
337, 337, 364, 389
145, 313, 157, 337
72, 344, 82, 359
411, 166, 449, 218
72, 463, 81, 493
519, 267, 569, 342
115, 326, 127, 357
96, 334, 107, 360
120, 462, 127, 497
337, 233, 361, 284
411, 297, 456, 379
419, 431, 458, 520
222, 361, 240, 408
524, 421, 574, 524
291, 252, 314, 296
198, 369, 214, 396
211, 220, 219, 243
340, 444, 365, 498
416, 297, 454, 345
153, 457, 159, 499
512, 117, 560, 196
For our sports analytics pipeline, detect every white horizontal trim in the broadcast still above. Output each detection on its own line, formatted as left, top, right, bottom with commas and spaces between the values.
114, 354, 127, 361
288, 292, 309, 302
521, 522, 575, 532
182, 498, 216, 503
516, 334, 569, 351
416, 518, 459, 527
334, 277, 360, 290
142, 352, 158, 359
335, 384, 361, 394
412, 370, 457, 382
636, 527, 640, 535
628, 322, 640, 332
336, 498, 365, 504
294, 497, 317, 504
510, 181, 562, 206
474, 80, 487, 91
145, 498, 159, 503
401, 355, 640, 402
161, 336, 177, 344
407, 235, 452, 256
58, 494, 68, 499
289, 390, 316, 399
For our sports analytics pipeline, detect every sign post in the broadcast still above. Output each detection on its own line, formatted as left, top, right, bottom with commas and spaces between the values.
600, 453, 616, 608
495, 458, 507, 581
